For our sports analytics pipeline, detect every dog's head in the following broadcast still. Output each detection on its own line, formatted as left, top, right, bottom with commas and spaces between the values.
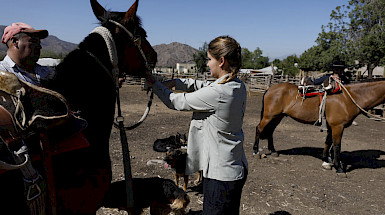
170, 192, 190, 214
164, 148, 186, 168
176, 133, 187, 146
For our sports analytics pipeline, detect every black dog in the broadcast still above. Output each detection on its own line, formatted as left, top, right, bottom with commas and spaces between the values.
103, 177, 190, 215
164, 148, 202, 191
153, 133, 187, 152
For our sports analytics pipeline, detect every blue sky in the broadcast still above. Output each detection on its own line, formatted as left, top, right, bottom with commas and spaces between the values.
0, 0, 349, 60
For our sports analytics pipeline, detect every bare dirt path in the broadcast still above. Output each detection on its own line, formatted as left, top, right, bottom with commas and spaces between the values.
98, 85, 385, 215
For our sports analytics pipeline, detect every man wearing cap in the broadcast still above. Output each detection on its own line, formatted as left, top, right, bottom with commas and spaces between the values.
0, 22, 56, 87
0, 23, 56, 214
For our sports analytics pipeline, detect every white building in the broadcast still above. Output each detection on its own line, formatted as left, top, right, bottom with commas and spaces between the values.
37, 58, 61, 67
356, 65, 384, 77
176, 63, 196, 73
240, 66, 278, 76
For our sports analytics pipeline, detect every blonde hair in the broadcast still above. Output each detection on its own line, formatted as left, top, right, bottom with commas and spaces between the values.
208, 35, 242, 84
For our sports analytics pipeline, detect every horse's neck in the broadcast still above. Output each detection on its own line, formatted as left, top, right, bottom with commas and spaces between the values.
54, 33, 116, 108
347, 80, 385, 109
78, 34, 112, 68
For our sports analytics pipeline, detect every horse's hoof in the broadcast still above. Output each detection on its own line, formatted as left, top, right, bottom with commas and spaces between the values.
335, 168, 347, 177
321, 162, 333, 170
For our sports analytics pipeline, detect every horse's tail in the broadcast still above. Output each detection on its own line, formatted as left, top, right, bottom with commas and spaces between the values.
259, 89, 277, 140
260, 90, 267, 120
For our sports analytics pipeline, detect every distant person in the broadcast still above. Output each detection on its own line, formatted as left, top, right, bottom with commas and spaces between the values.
313, 64, 350, 88
146, 35, 248, 215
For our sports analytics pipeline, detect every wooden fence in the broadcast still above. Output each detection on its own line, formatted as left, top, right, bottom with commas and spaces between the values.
126, 72, 384, 117
127, 72, 300, 93
239, 74, 300, 93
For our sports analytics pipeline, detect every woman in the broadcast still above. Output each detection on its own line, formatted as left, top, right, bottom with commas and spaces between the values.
146, 35, 248, 214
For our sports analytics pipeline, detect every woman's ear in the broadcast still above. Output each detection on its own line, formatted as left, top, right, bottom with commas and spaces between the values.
219, 57, 225, 68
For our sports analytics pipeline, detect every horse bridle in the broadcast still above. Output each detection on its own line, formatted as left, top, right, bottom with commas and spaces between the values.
87, 20, 154, 130
109, 20, 153, 72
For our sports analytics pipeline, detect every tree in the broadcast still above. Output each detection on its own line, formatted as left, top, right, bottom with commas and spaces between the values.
271, 59, 282, 69
299, 46, 322, 71
346, 0, 385, 79
300, 7, 349, 72
281, 55, 300, 76
241, 48, 254, 68
317, 1, 385, 78
241, 47, 269, 69
193, 42, 208, 74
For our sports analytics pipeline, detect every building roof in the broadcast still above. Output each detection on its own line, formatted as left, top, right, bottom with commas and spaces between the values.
37, 58, 61, 67
240, 66, 277, 75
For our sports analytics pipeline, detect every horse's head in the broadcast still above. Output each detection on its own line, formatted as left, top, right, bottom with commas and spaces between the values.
90, 0, 157, 77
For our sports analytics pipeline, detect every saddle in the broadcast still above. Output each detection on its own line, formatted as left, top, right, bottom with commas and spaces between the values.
0, 70, 89, 174
298, 75, 341, 98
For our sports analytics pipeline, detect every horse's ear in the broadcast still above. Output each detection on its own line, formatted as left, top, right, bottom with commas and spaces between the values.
123, 0, 139, 22
90, 0, 107, 21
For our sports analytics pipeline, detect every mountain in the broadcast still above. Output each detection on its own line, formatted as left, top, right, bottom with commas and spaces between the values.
0, 25, 77, 57
153, 42, 198, 67
40, 35, 77, 54
1, 25, 198, 68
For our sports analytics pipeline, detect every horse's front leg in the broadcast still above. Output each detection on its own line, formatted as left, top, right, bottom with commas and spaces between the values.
321, 128, 333, 170
331, 125, 345, 174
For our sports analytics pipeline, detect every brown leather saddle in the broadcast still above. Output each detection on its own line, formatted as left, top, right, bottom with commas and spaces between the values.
0, 70, 89, 174
298, 76, 341, 98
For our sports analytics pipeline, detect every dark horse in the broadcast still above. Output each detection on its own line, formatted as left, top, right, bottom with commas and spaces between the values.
253, 80, 385, 173
0, 0, 157, 214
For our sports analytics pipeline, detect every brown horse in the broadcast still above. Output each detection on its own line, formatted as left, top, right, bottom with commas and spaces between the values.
0, 0, 157, 214
253, 80, 385, 173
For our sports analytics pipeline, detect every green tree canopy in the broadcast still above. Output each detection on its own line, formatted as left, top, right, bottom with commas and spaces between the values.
281, 55, 300, 76
241, 47, 269, 69
193, 42, 208, 74
300, 0, 385, 78
345, 0, 385, 78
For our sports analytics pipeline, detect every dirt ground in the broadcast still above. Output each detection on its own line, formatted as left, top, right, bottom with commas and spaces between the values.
98, 85, 385, 215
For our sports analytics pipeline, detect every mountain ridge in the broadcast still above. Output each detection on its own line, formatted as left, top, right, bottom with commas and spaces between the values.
1, 25, 198, 67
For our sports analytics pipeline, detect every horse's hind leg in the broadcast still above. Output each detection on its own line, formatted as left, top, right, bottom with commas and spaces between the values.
253, 117, 272, 156
253, 115, 283, 157
253, 123, 263, 156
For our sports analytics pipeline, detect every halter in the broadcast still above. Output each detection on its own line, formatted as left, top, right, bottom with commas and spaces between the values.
108, 20, 152, 72
88, 20, 153, 129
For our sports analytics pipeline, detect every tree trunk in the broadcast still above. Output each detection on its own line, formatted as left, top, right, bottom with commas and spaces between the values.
368, 64, 374, 79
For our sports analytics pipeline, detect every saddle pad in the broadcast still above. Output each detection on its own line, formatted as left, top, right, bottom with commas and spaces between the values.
300, 82, 341, 97
0, 131, 90, 175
